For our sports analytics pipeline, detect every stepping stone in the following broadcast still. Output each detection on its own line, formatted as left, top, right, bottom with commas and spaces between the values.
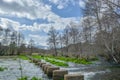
47, 66, 60, 78
44, 65, 52, 74
40, 62, 46, 67
64, 74, 84, 80
53, 70, 68, 80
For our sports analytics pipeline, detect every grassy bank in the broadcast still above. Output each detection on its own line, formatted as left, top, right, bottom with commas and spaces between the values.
31, 55, 68, 67
18, 54, 97, 66
18, 55, 29, 60
44, 58, 68, 67
31, 55, 97, 65
45, 56, 94, 64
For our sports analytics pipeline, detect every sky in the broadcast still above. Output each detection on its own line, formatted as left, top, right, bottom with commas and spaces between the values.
0, 0, 85, 48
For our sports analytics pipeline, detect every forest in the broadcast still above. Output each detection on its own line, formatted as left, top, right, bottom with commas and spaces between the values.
0, 0, 120, 64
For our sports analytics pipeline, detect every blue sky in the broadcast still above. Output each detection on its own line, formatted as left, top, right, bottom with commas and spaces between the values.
0, 0, 85, 48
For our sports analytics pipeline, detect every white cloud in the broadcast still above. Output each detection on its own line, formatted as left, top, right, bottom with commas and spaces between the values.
0, 16, 80, 33
29, 34, 48, 47
0, 0, 81, 47
49, 0, 59, 4
49, 0, 69, 9
57, 5, 64, 9
20, 17, 79, 33
3, 0, 14, 3
0, 18, 20, 31
79, 0, 85, 8
0, 0, 80, 31
0, 0, 52, 20
49, 0, 85, 9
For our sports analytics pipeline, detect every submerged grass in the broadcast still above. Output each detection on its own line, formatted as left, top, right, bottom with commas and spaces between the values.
0, 67, 5, 71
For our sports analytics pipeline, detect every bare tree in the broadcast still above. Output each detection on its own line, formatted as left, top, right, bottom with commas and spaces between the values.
48, 26, 59, 56
69, 22, 79, 51
58, 33, 63, 55
17, 32, 25, 55
62, 26, 70, 53
83, 0, 120, 63
29, 39, 35, 55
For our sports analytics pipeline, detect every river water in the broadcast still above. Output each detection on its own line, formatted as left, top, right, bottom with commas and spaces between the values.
65, 61, 120, 80
0, 58, 51, 80
0, 57, 120, 80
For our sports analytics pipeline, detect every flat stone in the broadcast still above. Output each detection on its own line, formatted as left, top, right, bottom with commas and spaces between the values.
33, 59, 38, 63
40, 62, 46, 67
53, 70, 68, 80
37, 62, 41, 65
43, 64, 51, 71
44, 65, 52, 74
42, 64, 49, 70
35, 61, 41, 65
47, 66, 60, 78
64, 74, 84, 80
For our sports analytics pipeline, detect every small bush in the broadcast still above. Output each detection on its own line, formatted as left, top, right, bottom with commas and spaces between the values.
18, 76, 42, 80
31, 77, 42, 80
18, 76, 28, 80
0, 67, 7, 71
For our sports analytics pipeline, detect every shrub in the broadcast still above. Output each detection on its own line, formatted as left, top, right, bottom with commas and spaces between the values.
18, 76, 28, 80
31, 77, 42, 80
18, 76, 42, 80
0, 67, 7, 71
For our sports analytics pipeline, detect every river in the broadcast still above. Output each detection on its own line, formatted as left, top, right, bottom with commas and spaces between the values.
0, 57, 120, 80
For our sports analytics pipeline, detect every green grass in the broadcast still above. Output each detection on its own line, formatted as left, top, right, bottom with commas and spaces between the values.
32, 55, 43, 59
31, 55, 68, 67
31, 55, 96, 65
49, 56, 92, 64
18, 76, 28, 80
31, 76, 42, 80
44, 58, 68, 67
0, 67, 7, 71
18, 76, 42, 80
19, 55, 29, 60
